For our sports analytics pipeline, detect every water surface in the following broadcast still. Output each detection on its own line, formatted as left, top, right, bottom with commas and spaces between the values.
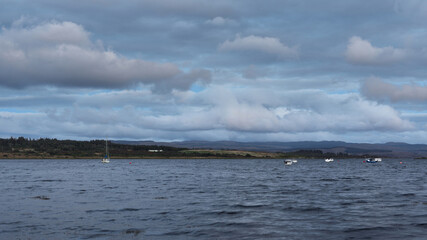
0, 159, 426, 239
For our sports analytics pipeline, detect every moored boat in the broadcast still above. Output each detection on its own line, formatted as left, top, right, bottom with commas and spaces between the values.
284, 160, 293, 165
325, 158, 334, 162
365, 158, 378, 163
101, 138, 110, 163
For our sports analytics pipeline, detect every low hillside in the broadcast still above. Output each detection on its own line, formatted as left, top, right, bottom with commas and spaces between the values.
1, 137, 360, 159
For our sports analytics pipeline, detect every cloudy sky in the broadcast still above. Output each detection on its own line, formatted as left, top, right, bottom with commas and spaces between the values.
1, 0, 427, 143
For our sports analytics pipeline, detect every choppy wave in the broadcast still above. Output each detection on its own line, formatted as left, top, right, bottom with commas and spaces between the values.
0, 158, 425, 239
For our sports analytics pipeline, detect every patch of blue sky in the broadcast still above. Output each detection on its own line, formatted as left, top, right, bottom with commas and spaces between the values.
86, 89, 114, 96
110, 106, 153, 113
408, 28, 427, 36
0, 108, 37, 113
190, 83, 206, 93
327, 89, 357, 95
387, 77, 427, 86
111, 107, 125, 111
401, 109, 427, 116
134, 106, 152, 112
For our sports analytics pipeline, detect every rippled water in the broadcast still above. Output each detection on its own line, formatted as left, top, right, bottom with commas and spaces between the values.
0, 159, 426, 239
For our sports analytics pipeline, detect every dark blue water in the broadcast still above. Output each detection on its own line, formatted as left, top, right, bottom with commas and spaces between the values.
0, 159, 426, 239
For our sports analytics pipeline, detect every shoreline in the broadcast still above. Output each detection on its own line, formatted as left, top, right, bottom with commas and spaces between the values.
0, 156, 297, 159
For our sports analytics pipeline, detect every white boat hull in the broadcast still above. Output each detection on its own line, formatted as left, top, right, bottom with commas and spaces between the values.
284, 159, 296, 165
284, 160, 293, 165
365, 158, 379, 163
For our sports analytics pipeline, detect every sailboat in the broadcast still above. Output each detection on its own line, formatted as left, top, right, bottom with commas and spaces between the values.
101, 139, 110, 163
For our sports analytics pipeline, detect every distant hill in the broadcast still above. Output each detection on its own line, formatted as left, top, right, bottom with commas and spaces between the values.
114, 140, 427, 158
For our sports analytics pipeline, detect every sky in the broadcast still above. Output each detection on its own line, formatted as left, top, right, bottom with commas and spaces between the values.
0, 0, 427, 143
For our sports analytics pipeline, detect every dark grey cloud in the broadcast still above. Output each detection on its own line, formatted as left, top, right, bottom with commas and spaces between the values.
241, 65, 269, 79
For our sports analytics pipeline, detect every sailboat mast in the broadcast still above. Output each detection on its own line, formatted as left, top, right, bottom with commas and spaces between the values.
101, 137, 110, 163
105, 138, 108, 158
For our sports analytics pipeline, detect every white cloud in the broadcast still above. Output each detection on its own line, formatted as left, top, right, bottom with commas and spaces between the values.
361, 77, 427, 102
205, 17, 238, 26
0, 20, 210, 90
219, 35, 298, 59
209, 88, 413, 132
0, 87, 414, 141
345, 36, 407, 65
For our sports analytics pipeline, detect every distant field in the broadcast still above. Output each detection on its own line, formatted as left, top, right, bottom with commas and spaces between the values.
181, 149, 282, 158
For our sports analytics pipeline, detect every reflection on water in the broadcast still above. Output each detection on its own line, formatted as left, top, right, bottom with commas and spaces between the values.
0, 159, 426, 239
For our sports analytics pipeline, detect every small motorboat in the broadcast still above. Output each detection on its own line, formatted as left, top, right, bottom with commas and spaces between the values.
325, 158, 334, 162
374, 158, 382, 162
365, 158, 378, 163
284, 160, 293, 165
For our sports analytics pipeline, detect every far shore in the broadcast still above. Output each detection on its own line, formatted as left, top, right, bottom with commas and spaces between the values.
1, 137, 401, 160
0, 155, 404, 160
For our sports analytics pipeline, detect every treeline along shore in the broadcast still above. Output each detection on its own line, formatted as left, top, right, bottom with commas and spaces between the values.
1, 137, 370, 159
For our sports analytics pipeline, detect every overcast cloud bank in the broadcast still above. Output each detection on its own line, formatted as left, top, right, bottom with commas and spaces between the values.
0, 0, 426, 143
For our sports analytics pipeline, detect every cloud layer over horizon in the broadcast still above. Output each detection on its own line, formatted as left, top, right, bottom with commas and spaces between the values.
1, 0, 427, 143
